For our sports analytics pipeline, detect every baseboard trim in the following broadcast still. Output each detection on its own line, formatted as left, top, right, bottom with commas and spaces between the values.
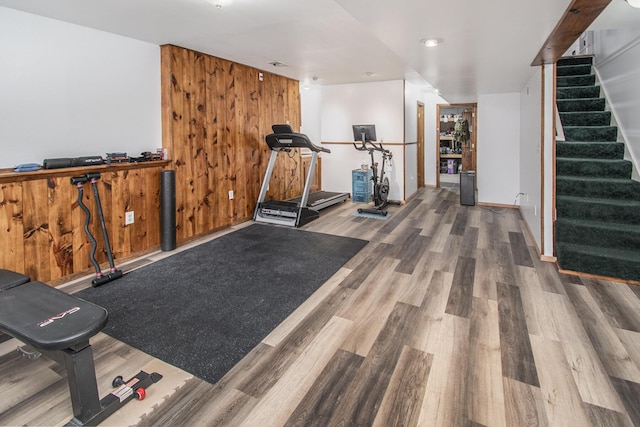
558, 268, 640, 287
477, 202, 518, 209
541, 255, 557, 263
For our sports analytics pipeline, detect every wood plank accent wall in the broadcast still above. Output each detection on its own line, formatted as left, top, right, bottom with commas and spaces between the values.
0, 163, 167, 283
160, 45, 302, 244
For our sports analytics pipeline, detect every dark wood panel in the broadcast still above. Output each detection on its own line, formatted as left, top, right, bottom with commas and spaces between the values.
531, 0, 612, 66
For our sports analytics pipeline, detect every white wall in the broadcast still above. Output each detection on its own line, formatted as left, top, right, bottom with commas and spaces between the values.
300, 85, 322, 144
543, 64, 555, 257
519, 68, 543, 250
592, 28, 640, 180
319, 80, 405, 200
476, 93, 521, 205
320, 80, 404, 142
404, 81, 420, 198
0, 7, 161, 168
424, 93, 447, 186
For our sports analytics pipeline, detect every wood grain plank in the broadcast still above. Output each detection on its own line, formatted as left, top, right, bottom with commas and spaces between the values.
46, 177, 74, 279
502, 377, 549, 427
408, 269, 455, 356
472, 248, 498, 301
372, 346, 433, 427
21, 179, 50, 281
529, 334, 591, 426
262, 267, 351, 347
0, 183, 25, 273
564, 284, 640, 383
445, 256, 476, 318
326, 302, 425, 426
237, 285, 354, 398
582, 278, 640, 333
584, 403, 635, 427
417, 313, 471, 426
497, 282, 540, 387
338, 258, 410, 356
468, 297, 506, 427
450, 209, 469, 236
508, 231, 534, 267
609, 377, 640, 426
394, 229, 431, 274
238, 316, 353, 427
284, 349, 364, 427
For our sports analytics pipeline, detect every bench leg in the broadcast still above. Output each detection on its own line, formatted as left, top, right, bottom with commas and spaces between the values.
62, 345, 102, 422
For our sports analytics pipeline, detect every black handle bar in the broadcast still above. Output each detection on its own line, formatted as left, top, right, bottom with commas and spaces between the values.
352, 139, 391, 156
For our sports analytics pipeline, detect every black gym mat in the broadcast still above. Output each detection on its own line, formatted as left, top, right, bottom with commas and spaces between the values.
75, 224, 367, 384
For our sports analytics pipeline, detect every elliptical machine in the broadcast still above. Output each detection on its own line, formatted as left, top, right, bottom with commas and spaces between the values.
352, 125, 401, 216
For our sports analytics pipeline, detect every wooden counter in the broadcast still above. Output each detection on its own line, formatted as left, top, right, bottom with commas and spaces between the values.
0, 160, 170, 283
0, 160, 170, 184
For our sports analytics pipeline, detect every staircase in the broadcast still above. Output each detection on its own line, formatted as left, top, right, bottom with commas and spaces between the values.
555, 55, 640, 283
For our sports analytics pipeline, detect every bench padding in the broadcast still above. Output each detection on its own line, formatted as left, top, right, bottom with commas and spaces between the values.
0, 281, 108, 351
0, 269, 30, 291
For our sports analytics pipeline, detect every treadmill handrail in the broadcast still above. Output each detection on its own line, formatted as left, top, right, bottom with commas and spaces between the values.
265, 132, 331, 154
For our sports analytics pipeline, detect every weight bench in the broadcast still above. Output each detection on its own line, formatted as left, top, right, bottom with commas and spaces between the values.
0, 269, 162, 426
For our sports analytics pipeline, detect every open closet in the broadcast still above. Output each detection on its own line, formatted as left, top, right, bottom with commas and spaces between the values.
436, 104, 477, 188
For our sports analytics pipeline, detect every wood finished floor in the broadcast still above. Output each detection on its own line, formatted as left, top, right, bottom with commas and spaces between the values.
2, 186, 640, 426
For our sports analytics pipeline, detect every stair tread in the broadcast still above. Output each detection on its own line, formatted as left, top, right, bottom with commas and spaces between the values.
563, 125, 616, 129
558, 97, 603, 102
557, 142, 622, 147
557, 176, 636, 183
557, 195, 640, 207
556, 217, 640, 232
556, 158, 629, 164
557, 85, 599, 90
557, 242, 640, 262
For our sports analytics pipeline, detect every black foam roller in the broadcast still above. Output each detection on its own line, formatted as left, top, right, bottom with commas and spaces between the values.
43, 158, 73, 169
160, 170, 176, 251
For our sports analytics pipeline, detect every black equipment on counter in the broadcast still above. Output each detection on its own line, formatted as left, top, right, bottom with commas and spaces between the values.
43, 156, 104, 169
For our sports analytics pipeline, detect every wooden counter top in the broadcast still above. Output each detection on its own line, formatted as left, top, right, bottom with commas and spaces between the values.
0, 160, 171, 184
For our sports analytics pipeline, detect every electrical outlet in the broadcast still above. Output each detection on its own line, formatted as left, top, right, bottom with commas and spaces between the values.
125, 211, 135, 225
228, 190, 234, 200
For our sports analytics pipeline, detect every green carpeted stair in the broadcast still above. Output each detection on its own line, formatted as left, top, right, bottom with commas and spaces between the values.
556, 56, 640, 282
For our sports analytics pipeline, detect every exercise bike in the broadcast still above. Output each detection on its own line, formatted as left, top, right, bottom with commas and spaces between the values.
352, 135, 401, 216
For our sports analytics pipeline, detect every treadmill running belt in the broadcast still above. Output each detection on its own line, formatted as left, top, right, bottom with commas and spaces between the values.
288, 191, 349, 210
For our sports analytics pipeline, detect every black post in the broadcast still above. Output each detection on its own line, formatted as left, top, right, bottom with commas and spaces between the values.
160, 170, 176, 251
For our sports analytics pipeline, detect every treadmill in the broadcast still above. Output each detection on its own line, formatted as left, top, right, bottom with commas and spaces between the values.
253, 125, 349, 227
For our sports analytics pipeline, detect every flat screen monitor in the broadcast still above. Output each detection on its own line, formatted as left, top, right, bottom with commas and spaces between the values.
352, 124, 377, 143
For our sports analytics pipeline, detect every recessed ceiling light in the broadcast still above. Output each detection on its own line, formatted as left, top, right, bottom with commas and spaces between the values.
420, 38, 443, 47
206, 0, 233, 9
626, 0, 640, 8
365, 72, 375, 77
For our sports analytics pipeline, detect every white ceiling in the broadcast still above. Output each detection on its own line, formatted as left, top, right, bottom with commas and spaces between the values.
0, 0, 636, 103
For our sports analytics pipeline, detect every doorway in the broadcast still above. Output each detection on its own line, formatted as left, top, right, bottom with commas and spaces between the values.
417, 102, 425, 188
436, 103, 477, 188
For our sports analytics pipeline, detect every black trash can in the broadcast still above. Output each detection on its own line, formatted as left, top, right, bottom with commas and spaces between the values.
460, 170, 475, 206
